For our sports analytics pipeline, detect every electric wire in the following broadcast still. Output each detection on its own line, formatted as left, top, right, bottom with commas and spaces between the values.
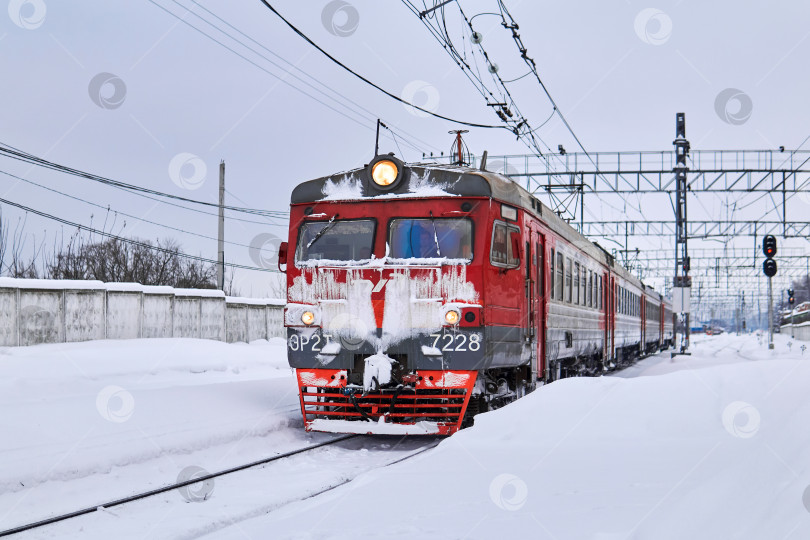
183, 0, 442, 155
0, 168, 258, 249
255, 1, 509, 130
405, 0, 640, 229
146, 0, 430, 156
0, 196, 278, 273
0, 143, 288, 218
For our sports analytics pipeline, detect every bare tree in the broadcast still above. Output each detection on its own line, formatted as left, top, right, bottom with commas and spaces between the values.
47, 236, 217, 288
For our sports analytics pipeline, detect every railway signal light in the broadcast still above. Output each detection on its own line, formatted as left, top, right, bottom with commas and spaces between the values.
763, 259, 777, 277
763, 235, 777, 258
788, 288, 795, 305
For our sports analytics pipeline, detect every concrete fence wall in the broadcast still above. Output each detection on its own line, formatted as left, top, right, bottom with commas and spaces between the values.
0, 278, 285, 347
782, 323, 810, 342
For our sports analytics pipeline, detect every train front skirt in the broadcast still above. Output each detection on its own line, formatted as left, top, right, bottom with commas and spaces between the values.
296, 368, 478, 436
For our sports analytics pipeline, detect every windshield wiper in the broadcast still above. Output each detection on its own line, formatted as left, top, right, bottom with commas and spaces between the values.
429, 211, 441, 257
307, 214, 339, 249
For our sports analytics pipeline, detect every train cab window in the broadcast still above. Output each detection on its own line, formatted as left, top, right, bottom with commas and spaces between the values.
390, 218, 473, 261
489, 221, 520, 268
556, 253, 564, 301
574, 263, 580, 304
295, 219, 376, 263
565, 258, 572, 303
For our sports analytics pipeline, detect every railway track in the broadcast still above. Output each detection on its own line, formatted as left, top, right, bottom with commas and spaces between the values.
0, 434, 441, 538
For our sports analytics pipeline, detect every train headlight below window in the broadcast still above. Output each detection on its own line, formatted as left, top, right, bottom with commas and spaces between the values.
371, 160, 398, 186
301, 311, 315, 326
444, 309, 460, 325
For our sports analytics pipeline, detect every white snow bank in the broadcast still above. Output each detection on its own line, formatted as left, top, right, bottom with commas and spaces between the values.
216, 333, 810, 540
308, 418, 441, 435
0, 337, 300, 532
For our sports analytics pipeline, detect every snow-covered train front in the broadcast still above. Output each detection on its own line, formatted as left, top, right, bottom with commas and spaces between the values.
279, 154, 672, 435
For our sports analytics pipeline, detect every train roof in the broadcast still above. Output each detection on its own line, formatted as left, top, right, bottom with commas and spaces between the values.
291, 158, 667, 301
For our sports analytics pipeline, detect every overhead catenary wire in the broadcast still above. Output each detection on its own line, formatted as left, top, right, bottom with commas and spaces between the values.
401, 0, 550, 157
146, 0, 432, 157
491, 0, 645, 220
181, 0, 442, 156
254, 1, 509, 130
407, 1, 640, 226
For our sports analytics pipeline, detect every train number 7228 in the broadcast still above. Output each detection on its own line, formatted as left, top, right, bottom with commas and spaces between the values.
429, 332, 481, 352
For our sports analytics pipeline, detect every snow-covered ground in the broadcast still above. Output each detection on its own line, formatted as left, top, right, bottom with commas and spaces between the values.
2, 333, 809, 539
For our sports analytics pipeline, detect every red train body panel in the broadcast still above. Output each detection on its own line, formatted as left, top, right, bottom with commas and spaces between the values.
280, 156, 673, 435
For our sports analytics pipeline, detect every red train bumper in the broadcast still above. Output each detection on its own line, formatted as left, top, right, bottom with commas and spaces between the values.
295, 368, 478, 436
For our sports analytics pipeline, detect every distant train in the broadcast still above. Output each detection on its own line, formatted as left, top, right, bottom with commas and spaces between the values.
278, 155, 674, 435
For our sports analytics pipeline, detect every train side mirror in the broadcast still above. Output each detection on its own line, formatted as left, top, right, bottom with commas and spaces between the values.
278, 242, 288, 272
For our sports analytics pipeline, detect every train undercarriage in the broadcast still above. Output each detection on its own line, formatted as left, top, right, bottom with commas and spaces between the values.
298, 337, 673, 435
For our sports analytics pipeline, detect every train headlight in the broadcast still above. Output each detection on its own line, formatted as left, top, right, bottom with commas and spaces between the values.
444, 309, 461, 325
371, 159, 398, 186
301, 311, 315, 326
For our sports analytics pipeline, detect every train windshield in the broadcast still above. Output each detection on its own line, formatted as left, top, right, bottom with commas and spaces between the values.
388, 218, 472, 261
295, 219, 376, 262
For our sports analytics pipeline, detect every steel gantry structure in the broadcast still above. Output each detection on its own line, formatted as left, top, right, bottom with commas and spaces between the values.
466, 126, 809, 330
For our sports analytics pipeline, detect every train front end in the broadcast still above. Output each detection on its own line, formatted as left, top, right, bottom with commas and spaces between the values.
281, 156, 490, 435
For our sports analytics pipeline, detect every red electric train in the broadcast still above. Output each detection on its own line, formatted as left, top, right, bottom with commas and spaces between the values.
279, 154, 674, 435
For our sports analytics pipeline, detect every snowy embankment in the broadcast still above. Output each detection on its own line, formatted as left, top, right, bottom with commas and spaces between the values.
207, 333, 810, 540
0, 338, 305, 532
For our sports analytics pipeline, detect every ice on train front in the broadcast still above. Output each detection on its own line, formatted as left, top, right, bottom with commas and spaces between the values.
279, 155, 488, 435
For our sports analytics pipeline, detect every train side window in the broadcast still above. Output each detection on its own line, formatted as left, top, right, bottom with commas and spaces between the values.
596, 275, 600, 310
550, 249, 555, 300
588, 272, 593, 308
581, 269, 587, 307
490, 221, 520, 268
596, 274, 604, 309
565, 258, 573, 303
574, 263, 580, 305
556, 253, 564, 301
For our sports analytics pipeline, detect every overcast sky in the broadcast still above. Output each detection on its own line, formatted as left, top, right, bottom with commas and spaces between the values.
1, 0, 808, 298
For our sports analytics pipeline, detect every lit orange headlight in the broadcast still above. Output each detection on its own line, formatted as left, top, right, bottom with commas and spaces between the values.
301, 311, 315, 325
444, 309, 460, 325
371, 160, 398, 186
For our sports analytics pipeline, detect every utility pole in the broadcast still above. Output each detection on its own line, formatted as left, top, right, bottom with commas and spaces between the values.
375, 118, 383, 156
763, 234, 777, 349
217, 160, 225, 291
767, 277, 774, 348
672, 113, 691, 356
